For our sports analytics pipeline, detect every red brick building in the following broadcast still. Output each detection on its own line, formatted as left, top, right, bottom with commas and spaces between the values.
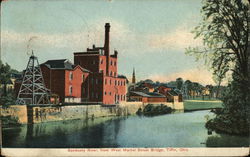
74, 23, 127, 104
129, 91, 166, 103
40, 59, 90, 103
157, 85, 183, 102
39, 23, 127, 105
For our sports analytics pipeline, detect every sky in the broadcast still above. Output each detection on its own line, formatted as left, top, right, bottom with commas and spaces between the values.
1, 0, 216, 85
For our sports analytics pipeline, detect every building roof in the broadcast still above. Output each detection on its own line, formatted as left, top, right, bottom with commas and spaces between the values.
174, 89, 182, 95
10, 72, 22, 79
74, 45, 105, 56
117, 75, 127, 79
167, 90, 179, 96
41, 59, 89, 72
130, 91, 165, 98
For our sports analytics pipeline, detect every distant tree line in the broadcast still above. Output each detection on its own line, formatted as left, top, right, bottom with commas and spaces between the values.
133, 77, 225, 100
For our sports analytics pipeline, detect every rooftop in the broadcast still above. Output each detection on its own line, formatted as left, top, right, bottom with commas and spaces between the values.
130, 91, 165, 98
41, 59, 89, 72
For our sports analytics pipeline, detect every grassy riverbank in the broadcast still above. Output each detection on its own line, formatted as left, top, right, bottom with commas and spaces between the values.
184, 100, 223, 111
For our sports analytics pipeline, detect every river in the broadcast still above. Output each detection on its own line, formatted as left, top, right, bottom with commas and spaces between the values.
2, 110, 249, 148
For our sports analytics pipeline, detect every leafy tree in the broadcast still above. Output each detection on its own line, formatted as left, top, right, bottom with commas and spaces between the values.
206, 84, 214, 99
186, 0, 249, 83
0, 60, 11, 96
184, 80, 192, 98
186, 0, 250, 135
176, 77, 183, 90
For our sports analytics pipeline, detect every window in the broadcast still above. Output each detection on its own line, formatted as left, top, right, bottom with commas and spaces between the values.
115, 80, 117, 86
92, 60, 95, 64
91, 92, 94, 98
96, 93, 98, 99
104, 91, 107, 95
114, 61, 116, 66
69, 85, 73, 95
105, 79, 107, 85
114, 72, 116, 77
110, 60, 113, 65
118, 81, 120, 86
110, 71, 112, 76
109, 92, 111, 95
100, 59, 103, 64
82, 87, 85, 94
82, 75, 85, 82
91, 78, 94, 84
123, 95, 126, 100
110, 79, 112, 85
69, 72, 73, 80
96, 78, 98, 85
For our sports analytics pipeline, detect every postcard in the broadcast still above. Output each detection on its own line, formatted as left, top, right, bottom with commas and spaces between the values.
0, 0, 249, 156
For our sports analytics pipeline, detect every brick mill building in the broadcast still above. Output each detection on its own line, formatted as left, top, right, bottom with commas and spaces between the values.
40, 23, 127, 104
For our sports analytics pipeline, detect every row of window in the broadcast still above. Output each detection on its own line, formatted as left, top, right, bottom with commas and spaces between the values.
69, 72, 85, 81
109, 71, 116, 77
91, 78, 100, 85
91, 92, 99, 99
104, 79, 126, 86
69, 86, 126, 102
100, 59, 116, 66
115, 94, 126, 102
104, 92, 126, 101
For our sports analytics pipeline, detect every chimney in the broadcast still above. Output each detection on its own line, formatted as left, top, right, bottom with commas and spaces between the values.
114, 50, 118, 57
104, 23, 110, 76
104, 23, 110, 56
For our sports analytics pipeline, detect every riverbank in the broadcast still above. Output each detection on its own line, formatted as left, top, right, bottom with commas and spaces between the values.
0, 102, 183, 126
184, 100, 223, 111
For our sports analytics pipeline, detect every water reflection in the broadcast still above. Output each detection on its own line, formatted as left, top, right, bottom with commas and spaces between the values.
206, 134, 249, 147
2, 110, 249, 148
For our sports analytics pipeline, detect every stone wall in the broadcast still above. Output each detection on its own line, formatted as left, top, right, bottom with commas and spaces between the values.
1, 101, 183, 124
29, 105, 118, 124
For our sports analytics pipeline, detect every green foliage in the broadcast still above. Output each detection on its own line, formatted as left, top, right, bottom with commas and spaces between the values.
137, 104, 172, 116
176, 78, 183, 90
206, 67, 250, 135
0, 60, 12, 96
0, 91, 16, 105
186, 0, 250, 135
1, 115, 21, 128
186, 0, 249, 82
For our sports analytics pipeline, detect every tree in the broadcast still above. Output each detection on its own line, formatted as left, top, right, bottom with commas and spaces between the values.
206, 84, 214, 99
176, 77, 183, 90
0, 60, 11, 96
186, 0, 250, 135
186, 0, 249, 83
184, 80, 192, 98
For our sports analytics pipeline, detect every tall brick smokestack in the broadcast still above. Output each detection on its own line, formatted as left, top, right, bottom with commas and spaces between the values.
104, 23, 110, 76
104, 23, 110, 56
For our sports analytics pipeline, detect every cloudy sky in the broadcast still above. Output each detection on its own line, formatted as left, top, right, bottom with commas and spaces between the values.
1, 0, 215, 85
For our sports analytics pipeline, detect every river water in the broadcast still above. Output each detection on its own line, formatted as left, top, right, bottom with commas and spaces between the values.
2, 110, 249, 148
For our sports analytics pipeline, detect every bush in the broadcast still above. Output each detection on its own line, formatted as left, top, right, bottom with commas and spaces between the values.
206, 72, 250, 136
136, 104, 172, 116
1, 115, 21, 128
0, 92, 16, 105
